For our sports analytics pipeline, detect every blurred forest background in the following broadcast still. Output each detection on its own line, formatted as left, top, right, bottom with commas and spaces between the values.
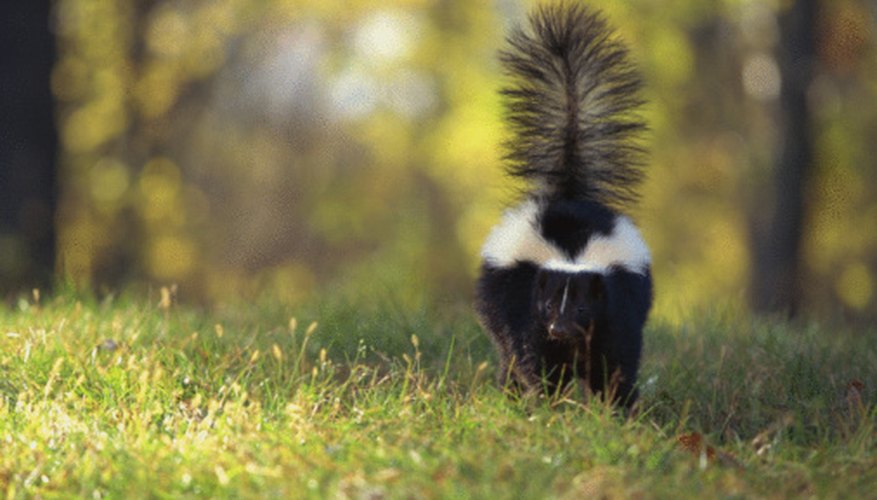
1, 0, 875, 323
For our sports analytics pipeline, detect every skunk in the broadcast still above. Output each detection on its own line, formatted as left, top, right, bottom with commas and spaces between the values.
475, 3, 652, 407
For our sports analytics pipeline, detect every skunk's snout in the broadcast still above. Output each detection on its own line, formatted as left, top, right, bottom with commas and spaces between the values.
547, 321, 574, 341
547, 322, 559, 339
548, 319, 595, 343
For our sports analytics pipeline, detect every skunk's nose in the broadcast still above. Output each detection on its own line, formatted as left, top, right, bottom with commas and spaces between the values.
548, 322, 570, 340
547, 322, 559, 339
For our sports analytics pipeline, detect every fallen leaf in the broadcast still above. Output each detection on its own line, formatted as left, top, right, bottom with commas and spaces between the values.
677, 432, 715, 461
677, 432, 743, 469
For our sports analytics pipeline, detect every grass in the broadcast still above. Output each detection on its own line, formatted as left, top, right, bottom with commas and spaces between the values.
0, 291, 874, 498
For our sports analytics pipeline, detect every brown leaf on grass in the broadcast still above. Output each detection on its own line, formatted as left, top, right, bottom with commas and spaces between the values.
677, 432, 715, 460
677, 432, 743, 469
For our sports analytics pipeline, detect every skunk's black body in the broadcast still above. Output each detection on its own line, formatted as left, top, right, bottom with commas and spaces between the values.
478, 262, 651, 402
475, 3, 652, 407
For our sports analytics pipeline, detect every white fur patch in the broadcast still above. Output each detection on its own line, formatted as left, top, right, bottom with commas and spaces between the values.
480, 200, 651, 274
480, 200, 553, 267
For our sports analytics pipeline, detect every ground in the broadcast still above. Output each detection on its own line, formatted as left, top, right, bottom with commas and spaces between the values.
0, 292, 874, 498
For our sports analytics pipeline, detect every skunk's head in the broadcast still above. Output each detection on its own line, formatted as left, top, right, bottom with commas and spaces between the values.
534, 269, 605, 343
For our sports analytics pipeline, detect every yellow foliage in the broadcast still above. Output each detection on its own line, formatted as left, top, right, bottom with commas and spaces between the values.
649, 28, 694, 87
89, 158, 130, 212
62, 98, 127, 153
50, 0, 877, 317
147, 7, 189, 58
837, 263, 873, 311
134, 63, 180, 119
148, 235, 196, 280
138, 158, 184, 225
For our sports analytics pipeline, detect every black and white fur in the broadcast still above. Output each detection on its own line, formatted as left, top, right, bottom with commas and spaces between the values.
475, 3, 652, 407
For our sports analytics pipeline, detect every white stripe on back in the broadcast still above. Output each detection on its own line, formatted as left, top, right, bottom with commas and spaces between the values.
480, 200, 650, 274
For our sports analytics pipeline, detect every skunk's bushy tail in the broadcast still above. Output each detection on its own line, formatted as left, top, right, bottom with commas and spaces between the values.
500, 3, 646, 209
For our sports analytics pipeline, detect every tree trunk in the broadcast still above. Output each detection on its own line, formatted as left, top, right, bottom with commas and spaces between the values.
0, 0, 58, 296
750, 0, 817, 316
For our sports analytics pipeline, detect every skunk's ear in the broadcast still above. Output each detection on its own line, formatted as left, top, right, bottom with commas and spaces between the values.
589, 274, 606, 301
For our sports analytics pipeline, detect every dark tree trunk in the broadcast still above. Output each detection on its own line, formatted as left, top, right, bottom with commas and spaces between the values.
0, 1, 58, 296
750, 0, 817, 315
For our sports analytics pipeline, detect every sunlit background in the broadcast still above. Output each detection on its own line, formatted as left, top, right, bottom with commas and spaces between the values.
41, 0, 877, 321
